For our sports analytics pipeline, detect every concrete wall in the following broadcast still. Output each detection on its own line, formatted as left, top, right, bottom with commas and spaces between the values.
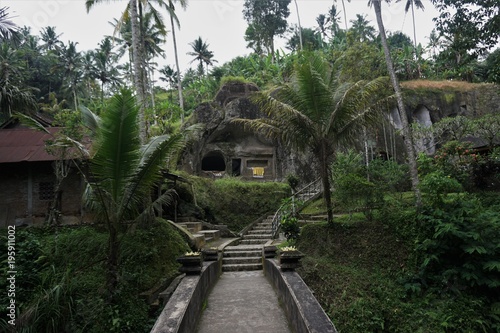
264, 259, 338, 333
150, 259, 221, 333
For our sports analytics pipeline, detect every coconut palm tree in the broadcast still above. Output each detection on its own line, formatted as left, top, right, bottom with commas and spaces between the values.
93, 37, 123, 106
187, 36, 216, 76
40, 26, 62, 53
164, 0, 188, 122
0, 43, 37, 118
237, 53, 391, 224
86, 0, 149, 142
0, 6, 18, 41
79, 89, 185, 298
336, 0, 351, 30
56, 41, 83, 110
370, 0, 421, 206
350, 14, 377, 42
396, 0, 424, 49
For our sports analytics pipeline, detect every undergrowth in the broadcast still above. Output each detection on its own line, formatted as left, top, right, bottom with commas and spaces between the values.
0, 220, 188, 332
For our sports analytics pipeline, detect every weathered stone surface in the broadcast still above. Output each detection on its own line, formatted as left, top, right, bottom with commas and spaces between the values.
180, 81, 313, 182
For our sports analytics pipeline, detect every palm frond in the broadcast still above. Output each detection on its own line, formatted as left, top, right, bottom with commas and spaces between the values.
90, 89, 141, 210
119, 132, 184, 218
14, 112, 50, 134
80, 105, 100, 135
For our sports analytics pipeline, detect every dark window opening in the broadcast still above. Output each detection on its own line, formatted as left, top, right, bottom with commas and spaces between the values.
247, 159, 268, 168
202, 154, 226, 171
232, 159, 241, 176
39, 182, 55, 201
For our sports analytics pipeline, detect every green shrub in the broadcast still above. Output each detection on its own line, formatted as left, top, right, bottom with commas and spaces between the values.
415, 195, 500, 294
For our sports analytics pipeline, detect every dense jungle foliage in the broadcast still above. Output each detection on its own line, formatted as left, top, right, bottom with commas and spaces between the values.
0, 1, 499, 332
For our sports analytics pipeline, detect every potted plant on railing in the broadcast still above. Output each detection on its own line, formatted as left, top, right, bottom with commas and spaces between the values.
177, 251, 203, 274
278, 246, 304, 271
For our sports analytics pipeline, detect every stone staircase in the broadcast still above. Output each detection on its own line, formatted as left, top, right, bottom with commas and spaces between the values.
221, 216, 274, 272
176, 218, 221, 249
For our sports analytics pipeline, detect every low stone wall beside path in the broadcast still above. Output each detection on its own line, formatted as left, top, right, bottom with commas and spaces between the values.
263, 258, 338, 333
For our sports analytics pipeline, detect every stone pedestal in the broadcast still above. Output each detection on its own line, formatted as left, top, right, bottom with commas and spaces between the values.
177, 255, 203, 275
279, 251, 304, 271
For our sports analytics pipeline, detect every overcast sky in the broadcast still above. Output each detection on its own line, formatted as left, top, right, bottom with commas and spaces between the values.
3, 0, 439, 78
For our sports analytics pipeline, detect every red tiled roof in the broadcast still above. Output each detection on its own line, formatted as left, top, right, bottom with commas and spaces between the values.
0, 127, 67, 163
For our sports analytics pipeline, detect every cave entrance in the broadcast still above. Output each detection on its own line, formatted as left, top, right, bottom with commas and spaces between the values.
201, 152, 226, 172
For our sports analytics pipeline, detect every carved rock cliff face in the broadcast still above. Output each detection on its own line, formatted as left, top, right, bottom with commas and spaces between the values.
179, 81, 499, 181
179, 82, 317, 183
380, 82, 499, 159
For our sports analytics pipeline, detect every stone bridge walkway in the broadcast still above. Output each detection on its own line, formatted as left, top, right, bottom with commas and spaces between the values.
196, 270, 291, 333
197, 216, 291, 332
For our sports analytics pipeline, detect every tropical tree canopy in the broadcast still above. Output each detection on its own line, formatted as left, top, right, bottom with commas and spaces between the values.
243, 0, 291, 57
237, 52, 392, 224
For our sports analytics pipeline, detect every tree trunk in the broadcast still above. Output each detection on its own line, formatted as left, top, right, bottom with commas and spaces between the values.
170, 12, 185, 123
341, 0, 348, 30
106, 222, 119, 302
373, 0, 421, 207
320, 141, 334, 225
129, 0, 147, 143
293, 0, 303, 51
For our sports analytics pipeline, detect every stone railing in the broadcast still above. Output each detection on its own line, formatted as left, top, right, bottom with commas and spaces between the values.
150, 258, 221, 333
263, 258, 337, 333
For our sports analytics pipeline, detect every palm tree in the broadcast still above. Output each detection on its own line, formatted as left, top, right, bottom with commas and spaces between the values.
350, 14, 376, 42
187, 36, 216, 76
86, 0, 150, 142
336, 0, 351, 30
238, 53, 391, 224
40, 26, 62, 53
57, 41, 83, 110
94, 37, 123, 105
293, 0, 303, 51
79, 89, 185, 299
396, 0, 424, 49
164, 0, 188, 123
0, 6, 18, 40
370, 0, 421, 206
427, 29, 441, 59
159, 64, 177, 101
0, 43, 37, 119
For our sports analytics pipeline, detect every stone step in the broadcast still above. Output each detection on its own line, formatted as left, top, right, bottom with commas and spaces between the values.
243, 234, 272, 240
223, 250, 261, 257
198, 229, 221, 241
192, 233, 206, 249
247, 229, 272, 234
222, 263, 263, 271
224, 244, 263, 251
222, 257, 262, 265
253, 225, 273, 230
239, 239, 268, 245
177, 222, 203, 233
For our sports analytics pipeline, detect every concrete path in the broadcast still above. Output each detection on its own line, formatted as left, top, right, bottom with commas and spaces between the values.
196, 271, 292, 333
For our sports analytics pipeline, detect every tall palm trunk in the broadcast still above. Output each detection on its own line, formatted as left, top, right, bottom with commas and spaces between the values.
410, 1, 417, 49
130, 0, 147, 143
170, 12, 184, 123
293, 0, 303, 51
341, 0, 348, 30
373, 0, 421, 206
320, 140, 334, 224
